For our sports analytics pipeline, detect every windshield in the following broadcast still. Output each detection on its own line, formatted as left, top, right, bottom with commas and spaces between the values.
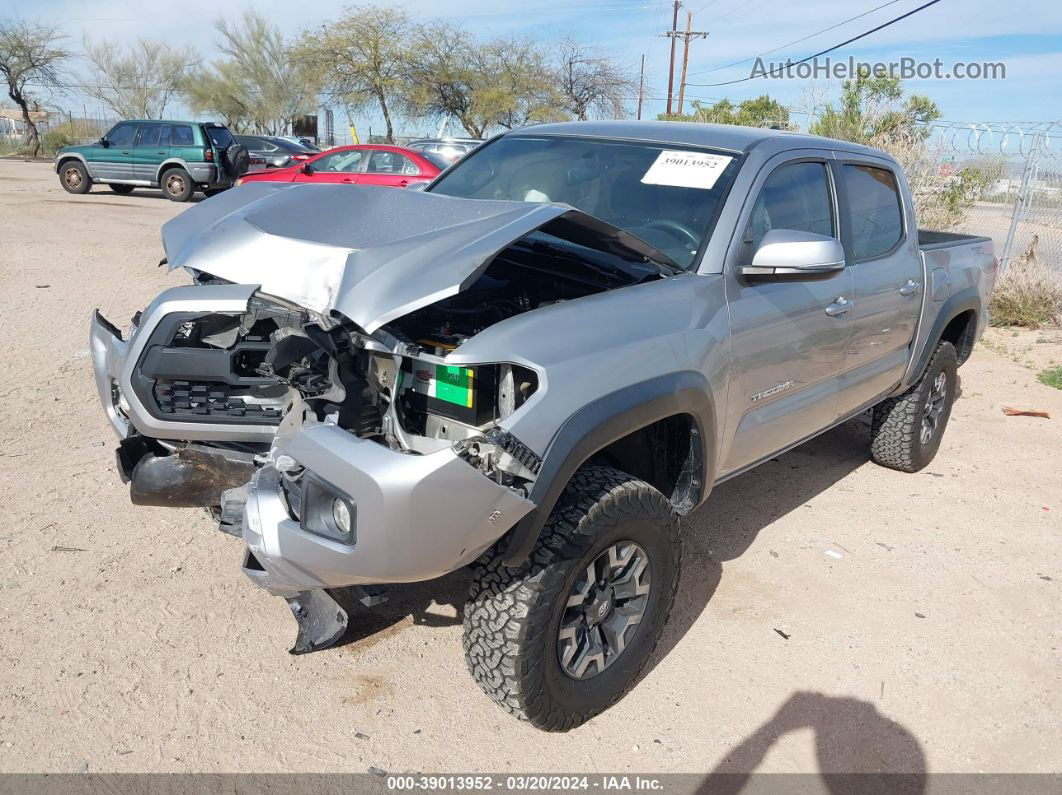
421, 151, 450, 171
429, 135, 740, 268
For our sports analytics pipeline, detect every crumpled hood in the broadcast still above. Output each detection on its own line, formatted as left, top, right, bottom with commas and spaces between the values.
161, 183, 674, 333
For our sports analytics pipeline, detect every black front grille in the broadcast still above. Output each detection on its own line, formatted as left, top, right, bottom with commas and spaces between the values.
154, 381, 283, 421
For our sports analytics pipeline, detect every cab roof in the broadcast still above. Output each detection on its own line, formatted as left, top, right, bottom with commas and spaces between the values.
509, 120, 886, 158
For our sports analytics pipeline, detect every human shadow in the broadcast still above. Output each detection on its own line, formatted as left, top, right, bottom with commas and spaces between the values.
650, 416, 874, 669
701, 691, 926, 794
328, 568, 470, 648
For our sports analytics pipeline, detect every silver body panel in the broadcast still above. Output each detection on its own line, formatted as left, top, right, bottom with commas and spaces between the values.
160, 182, 671, 333
91, 120, 997, 592
242, 426, 534, 596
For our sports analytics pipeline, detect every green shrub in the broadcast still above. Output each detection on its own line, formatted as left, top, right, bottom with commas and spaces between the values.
40, 122, 99, 156
1039, 366, 1062, 390
989, 236, 1062, 328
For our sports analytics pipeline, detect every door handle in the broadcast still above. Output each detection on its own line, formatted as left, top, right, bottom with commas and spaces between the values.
899, 279, 920, 296
157, 151, 166, 155
398, 179, 409, 187
825, 297, 853, 317
341, 178, 353, 183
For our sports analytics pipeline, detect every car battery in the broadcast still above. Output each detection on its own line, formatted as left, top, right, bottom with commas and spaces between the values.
410, 361, 496, 426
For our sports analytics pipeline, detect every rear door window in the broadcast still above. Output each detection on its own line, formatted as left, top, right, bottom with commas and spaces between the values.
366, 150, 417, 174
137, 123, 162, 147
842, 164, 904, 260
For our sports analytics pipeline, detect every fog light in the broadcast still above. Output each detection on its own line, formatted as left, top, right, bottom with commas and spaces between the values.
332, 498, 351, 536
299, 476, 356, 545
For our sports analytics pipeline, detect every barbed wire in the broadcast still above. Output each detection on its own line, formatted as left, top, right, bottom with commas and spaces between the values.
928, 121, 1062, 158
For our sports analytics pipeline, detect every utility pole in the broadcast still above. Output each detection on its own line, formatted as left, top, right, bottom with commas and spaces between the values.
665, 0, 680, 116
675, 12, 708, 116
637, 54, 645, 120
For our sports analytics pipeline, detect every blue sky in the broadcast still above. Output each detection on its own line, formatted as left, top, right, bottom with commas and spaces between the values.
9, 0, 1062, 135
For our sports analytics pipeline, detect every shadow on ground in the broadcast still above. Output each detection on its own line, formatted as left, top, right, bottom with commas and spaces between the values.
329, 569, 470, 648
702, 691, 926, 792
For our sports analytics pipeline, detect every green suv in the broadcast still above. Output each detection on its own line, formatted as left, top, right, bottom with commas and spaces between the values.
55, 120, 249, 202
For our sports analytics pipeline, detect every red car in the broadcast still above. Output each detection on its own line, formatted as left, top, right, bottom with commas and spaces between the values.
235, 144, 445, 189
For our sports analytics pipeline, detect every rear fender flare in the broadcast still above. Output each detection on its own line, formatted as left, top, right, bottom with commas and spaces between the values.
156, 158, 195, 184
898, 287, 980, 393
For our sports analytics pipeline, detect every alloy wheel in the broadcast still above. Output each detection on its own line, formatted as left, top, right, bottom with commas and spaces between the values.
921, 371, 948, 445
166, 173, 186, 196
557, 541, 651, 680
65, 168, 82, 188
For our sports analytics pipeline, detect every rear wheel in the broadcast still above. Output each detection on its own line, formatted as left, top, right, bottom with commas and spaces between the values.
463, 466, 681, 731
109, 184, 135, 195
59, 161, 91, 194
161, 167, 195, 202
870, 341, 958, 472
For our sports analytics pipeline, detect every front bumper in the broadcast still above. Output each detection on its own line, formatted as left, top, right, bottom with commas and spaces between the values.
89, 284, 278, 444
240, 423, 535, 596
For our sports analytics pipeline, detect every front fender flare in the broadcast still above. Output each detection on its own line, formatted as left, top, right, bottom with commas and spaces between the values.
501, 371, 716, 566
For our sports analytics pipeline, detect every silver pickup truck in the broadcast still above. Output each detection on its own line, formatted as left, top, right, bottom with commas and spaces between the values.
90, 121, 997, 731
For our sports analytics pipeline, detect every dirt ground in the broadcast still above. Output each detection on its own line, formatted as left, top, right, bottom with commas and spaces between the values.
1, 160, 1060, 777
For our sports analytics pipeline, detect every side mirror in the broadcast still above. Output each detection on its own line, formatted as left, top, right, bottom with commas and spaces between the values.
738, 229, 845, 279
98, 137, 109, 147
300, 162, 314, 175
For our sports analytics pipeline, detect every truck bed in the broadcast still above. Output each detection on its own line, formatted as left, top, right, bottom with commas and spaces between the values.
918, 229, 992, 252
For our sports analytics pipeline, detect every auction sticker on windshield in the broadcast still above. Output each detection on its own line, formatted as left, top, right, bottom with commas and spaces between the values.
641, 150, 734, 190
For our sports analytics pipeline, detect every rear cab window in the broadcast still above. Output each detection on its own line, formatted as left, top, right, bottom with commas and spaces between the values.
842, 164, 904, 260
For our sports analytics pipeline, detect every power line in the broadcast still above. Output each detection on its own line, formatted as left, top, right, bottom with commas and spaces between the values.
686, 0, 945, 87
687, 0, 904, 77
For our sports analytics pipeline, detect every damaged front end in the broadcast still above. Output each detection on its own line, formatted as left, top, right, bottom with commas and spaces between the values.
91, 183, 678, 652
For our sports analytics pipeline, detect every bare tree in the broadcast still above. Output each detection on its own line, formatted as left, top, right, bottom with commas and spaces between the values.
0, 19, 70, 156
553, 37, 635, 121
296, 5, 409, 143
477, 37, 565, 130
403, 23, 485, 137
186, 10, 317, 134
83, 38, 197, 119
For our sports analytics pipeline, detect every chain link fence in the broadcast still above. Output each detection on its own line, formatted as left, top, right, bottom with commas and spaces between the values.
929, 122, 1062, 277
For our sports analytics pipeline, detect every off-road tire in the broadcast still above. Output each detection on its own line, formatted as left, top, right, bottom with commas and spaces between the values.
109, 184, 135, 195
161, 167, 195, 202
871, 341, 958, 472
59, 161, 91, 194
463, 466, 681, 731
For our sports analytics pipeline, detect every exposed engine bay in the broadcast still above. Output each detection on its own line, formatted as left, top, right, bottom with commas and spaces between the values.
133, 231, 665, 498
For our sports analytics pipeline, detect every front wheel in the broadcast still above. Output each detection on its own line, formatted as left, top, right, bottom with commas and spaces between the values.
870, 341, 958, 472
463, 466, 681, 731
161, 168, 195, 202
59, 161, 91, 194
